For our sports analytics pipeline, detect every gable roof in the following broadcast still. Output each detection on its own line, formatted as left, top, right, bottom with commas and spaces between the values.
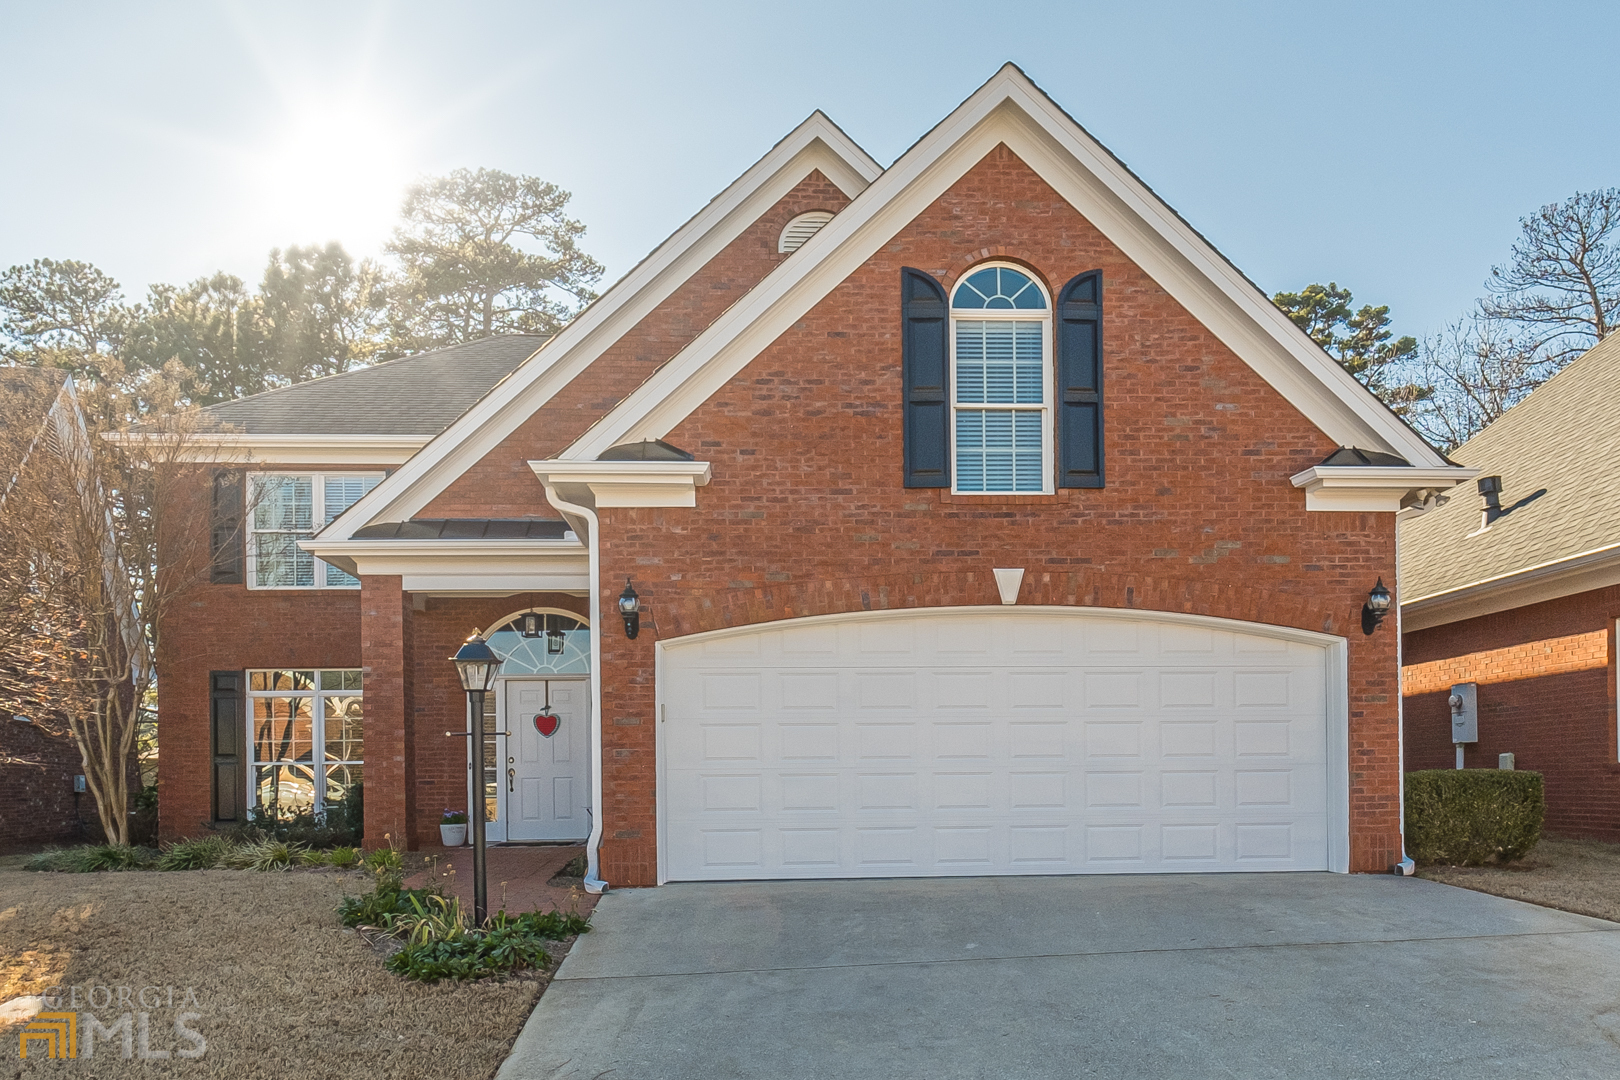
556, 63, 1451, 467
1, 368, 75, 503
202, 334, 546, 436
322, 111, 883, 537
1399, 331, 1620, 623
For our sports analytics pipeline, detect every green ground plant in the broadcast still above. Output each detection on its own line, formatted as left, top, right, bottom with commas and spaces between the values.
26, 844, 158, 872
337, 866, 591, 983
224, 838, 306, 871
1406, 769, 1545, 866
158, 836, 232, 870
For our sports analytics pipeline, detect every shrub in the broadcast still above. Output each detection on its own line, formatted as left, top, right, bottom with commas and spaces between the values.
301, 848, 332, 867
224, 838, 305, 871
364, 847, 404, 874
326, 846, 362, 869
387, 926, 552, 982
27, 844, 158, 872
129, 785, 160, 847
1406, 769, 1544, 866
225, 789, 363, 849
158, 836, 232, 871
384, 909, 592, 982
338, 881, 444, 928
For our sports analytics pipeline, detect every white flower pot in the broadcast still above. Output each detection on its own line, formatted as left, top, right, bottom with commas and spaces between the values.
439, 823, 468, 847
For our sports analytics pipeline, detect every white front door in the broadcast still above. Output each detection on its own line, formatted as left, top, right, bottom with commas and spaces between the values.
504, 678, 591, 841
660, 609, 1342, 881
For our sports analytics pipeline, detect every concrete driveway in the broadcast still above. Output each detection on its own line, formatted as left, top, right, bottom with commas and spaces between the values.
498, 874, 1620, 1079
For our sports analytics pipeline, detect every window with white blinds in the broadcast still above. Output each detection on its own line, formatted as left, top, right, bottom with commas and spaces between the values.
249, 472, 382, 588
950, 265, 1053, 493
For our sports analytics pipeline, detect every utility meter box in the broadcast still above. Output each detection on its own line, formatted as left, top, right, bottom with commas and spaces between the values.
1448, 683, 1479, 744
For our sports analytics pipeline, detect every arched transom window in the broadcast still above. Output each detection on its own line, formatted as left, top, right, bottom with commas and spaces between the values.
485, 611, 590, 676
950, 264, 1053, 493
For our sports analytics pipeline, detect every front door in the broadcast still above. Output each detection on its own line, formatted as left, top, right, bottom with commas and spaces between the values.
503, 678, 591, 841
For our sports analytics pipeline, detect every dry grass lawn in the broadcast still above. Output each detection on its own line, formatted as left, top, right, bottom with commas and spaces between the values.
0, 861, 563, 1079
1419, 836, 1620, 923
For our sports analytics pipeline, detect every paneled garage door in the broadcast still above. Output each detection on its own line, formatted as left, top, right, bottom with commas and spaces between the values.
659, 609, 1339, 881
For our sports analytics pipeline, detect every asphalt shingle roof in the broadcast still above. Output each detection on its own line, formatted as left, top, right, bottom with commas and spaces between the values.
1399, 331, 1620, 601
201, 335, 547, 436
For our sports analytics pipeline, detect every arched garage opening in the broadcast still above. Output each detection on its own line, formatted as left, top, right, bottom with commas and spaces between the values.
656, 607, 1347, 882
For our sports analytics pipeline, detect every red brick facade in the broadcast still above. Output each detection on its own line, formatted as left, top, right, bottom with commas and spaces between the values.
1403, 585, 1620, 839
158, 145, 1412, 881
421, 170, 853, 519
0, 712, 89, 852
585, 146, 1402, 881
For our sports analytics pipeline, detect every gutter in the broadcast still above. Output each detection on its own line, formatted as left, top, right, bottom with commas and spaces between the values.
1401, 539, 1620, 626
536, 479, 609, 894
1392, 517, 1415, 876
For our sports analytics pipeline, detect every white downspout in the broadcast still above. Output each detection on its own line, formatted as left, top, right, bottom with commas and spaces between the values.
540, 480, 609, 894
1393, 509, 1416, 876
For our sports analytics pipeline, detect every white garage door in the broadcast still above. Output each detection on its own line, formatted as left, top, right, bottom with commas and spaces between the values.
660, 609, 1338, 881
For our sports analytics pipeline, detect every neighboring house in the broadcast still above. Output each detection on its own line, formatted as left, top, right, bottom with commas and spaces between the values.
159, 65, 1471, 887
0, 368, 95, 851
1401, 331, 1620, 840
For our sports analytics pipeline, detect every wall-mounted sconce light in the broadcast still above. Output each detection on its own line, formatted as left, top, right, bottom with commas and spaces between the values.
1361, 578, 1392, 635
521, 612, 541, 638
619, 579, 641, 640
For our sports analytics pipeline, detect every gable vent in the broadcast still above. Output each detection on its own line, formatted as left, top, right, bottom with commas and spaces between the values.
778, 210, 835, 254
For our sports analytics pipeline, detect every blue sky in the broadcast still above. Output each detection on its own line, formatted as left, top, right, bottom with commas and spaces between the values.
2, 1, 1615, 341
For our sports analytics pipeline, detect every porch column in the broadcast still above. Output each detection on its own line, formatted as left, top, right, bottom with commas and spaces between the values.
361, 574, 414, 847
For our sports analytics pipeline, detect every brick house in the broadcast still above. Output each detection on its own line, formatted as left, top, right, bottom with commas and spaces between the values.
1, 369, 98, 851
1401, 331, 1620, 839
160, 65, 1471, 887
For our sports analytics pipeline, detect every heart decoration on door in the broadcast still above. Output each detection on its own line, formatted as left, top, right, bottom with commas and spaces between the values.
533, 710, 560, 738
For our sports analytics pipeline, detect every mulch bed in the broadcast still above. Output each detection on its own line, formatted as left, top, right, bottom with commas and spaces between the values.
1418, 835, 1620, 923
0, 862, 572, 1079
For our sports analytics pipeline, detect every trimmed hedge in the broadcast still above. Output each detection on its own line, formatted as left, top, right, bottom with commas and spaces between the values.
1405, 770, 1544, 866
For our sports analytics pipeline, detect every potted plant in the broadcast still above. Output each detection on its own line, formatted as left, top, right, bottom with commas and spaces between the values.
439, 809, 468, 847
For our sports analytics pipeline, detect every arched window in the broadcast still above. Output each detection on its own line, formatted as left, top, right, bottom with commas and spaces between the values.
950, 264, 1052, 493
484, 610, 590, 676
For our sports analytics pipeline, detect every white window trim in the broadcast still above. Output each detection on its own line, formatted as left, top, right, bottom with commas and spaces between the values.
247, 471, 384, 589
948, 263, 1054, 495
245, 668, 364, 816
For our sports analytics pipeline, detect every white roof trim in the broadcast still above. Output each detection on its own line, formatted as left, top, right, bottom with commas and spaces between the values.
1401, 539, 1620, 631
560, 64, 1449, 468
297, 535, 586, 581
1290, 465, 1479, 513
529, 460, 713, 508
318, 112, 881, 541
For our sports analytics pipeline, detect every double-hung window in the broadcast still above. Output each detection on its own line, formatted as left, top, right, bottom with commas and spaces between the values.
950, 264, 1053, 493
249, 472, 381, 588
247, 668, 363, 817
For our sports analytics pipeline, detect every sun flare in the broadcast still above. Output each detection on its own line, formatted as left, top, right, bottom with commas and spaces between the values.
250, 95, 414, 250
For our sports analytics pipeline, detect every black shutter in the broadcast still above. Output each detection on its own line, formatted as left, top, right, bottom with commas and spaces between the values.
901, 268, 950, 487
210, 670, 244, 822
1056, 271, 1104, 488
210, 470, 245, 584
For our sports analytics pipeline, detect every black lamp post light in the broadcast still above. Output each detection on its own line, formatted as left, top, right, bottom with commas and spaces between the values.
450, 631, 502, 924
1361, 578, 1393, 635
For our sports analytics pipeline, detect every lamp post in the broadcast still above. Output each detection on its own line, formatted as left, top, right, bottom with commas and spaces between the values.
451, 631, 502, 924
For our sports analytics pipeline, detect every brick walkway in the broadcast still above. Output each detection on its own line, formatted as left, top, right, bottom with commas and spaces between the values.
405, 843, 599, 918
